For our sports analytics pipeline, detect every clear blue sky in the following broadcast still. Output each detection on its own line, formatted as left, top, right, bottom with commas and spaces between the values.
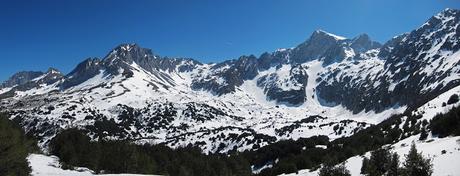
1, 0, 459, 81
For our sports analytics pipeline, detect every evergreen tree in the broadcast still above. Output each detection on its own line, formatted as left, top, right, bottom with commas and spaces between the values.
0, 114, 31, 176
419, 128, 428, 140
402, 143, 433, 176
387, 152, 400, 176
360, 157, 369, 174
363, 148, 391, 176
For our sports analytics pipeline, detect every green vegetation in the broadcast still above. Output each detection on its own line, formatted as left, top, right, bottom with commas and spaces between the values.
361, 143, 432, 176
0, 113, 38, 176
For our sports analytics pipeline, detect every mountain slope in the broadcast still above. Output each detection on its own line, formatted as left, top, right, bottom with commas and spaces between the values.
281, 82, 460, 176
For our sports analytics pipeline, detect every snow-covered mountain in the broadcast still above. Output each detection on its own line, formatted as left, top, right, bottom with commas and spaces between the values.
1, 8, 460, 155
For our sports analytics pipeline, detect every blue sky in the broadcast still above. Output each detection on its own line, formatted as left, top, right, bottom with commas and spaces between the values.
1, 0, 459, 81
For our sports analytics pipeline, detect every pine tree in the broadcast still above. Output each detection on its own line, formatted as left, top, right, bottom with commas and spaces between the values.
361, 147, 399, 176
387, 152, 400, 176
419, 128, 428, 140
402, 142, 433, 176
0, 114, 31, 176
368, 148, 391, 176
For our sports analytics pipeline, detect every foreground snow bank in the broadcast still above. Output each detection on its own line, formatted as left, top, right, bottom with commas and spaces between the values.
280, 136, 460, 176
27, 154, 157, 176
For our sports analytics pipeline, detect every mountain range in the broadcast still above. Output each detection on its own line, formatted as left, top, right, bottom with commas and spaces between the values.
1, 8, 460, 158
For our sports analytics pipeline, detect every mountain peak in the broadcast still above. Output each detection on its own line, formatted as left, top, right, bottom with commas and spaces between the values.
105, 43, 155, 63
439, 8, 459, 16
114, 43, 140, 52
108, 43, 151, 56
354, 33, 370, 41
46, 67, 61, 74
429, 8, 460, 24
311, 29, 347, 40
1, 71, 44, 88
350, 33, 381, 52
289, 30, 349, 64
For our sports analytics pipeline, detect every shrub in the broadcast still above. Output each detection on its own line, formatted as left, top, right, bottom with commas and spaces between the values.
447, 94, 459, 105
429, 105, 460, 137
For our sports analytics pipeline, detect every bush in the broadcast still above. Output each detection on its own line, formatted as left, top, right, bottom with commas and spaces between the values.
447, 94, 459, 105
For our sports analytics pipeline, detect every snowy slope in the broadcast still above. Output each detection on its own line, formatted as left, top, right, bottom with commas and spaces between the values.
4, 58, 403, 153
413, 83, 460, 121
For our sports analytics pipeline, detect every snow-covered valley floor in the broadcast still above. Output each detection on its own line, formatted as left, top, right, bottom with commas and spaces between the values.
27, 154, 157, 176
